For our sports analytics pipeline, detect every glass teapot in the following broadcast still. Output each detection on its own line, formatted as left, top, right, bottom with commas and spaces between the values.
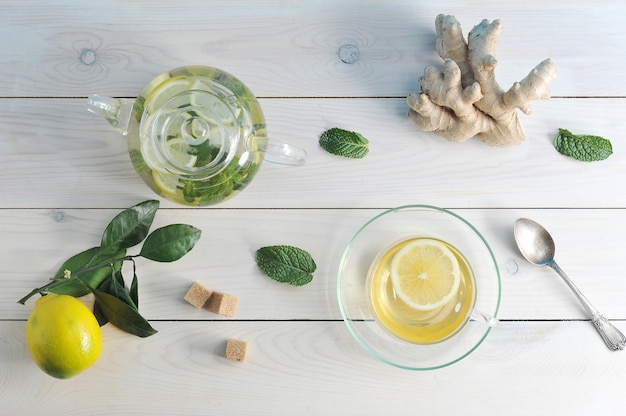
87, 65, 306, 206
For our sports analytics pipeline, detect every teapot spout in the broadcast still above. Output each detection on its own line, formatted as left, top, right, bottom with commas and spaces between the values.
86, 95, 135, 135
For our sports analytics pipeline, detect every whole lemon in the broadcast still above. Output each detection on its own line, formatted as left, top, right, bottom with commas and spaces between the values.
25, 294, 102, 379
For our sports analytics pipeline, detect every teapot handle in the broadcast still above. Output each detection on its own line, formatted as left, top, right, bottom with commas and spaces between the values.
86, 95, 135, 136
261, 141, 307, 166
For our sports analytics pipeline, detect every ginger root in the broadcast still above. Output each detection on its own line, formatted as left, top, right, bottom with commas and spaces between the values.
407, 15, 557, 146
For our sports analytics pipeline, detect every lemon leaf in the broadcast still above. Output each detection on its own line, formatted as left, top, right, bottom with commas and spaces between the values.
110, 270, 138, 310
319, 128, 369, 159
92, 270, 139, 327
130, 271, 139, 308
255, 245, 316, 286
50, 247, 126, 298
139, 224, 202, 262
92, 293, 108, 327
100, 200, 160, 255
93, 290, 157, 338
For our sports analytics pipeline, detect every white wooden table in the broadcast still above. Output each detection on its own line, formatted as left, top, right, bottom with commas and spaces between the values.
2, 1, 625, 414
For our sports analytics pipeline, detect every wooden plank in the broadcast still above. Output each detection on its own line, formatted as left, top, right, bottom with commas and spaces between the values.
0, 97, 624, 209
1, 1, 625, 97
3, 208, 626, 321
1, 320, 623, 415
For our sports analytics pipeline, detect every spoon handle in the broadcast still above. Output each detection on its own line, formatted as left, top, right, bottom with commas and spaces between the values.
550, 261, 626, 351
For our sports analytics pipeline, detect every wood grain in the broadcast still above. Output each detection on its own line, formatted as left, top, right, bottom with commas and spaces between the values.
0, 98, 625, 209
3, 209, 626, 321
1, 1, 625, 97
1, 320, 623, 415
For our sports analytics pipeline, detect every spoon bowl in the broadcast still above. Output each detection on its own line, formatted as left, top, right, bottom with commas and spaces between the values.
514, 218, 626, 351
513, 218, 556, 267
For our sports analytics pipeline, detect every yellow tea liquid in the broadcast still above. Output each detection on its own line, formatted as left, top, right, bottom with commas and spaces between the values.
367, 237, 476, 344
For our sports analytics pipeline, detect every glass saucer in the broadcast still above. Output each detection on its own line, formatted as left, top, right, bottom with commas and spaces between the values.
337, 205, 501, 370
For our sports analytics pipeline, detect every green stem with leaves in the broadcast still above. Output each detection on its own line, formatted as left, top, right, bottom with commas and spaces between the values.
17, 256, 138, 305
17, 200, 202, 338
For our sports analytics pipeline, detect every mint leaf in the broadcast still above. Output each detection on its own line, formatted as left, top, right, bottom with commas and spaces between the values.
319, 128, 369, 159
255, 245, 316, 286
554, 128, 613, 161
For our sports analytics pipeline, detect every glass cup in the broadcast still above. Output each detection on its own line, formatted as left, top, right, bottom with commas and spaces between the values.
337, 205, 501, 370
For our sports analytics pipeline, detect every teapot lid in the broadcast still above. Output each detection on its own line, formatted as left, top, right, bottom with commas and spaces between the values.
141, 88, 242, 179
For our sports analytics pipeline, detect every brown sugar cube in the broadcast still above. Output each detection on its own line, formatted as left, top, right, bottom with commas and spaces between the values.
183, 282, 212, 309
205, 291, 238, 317
225, 339, 248, 361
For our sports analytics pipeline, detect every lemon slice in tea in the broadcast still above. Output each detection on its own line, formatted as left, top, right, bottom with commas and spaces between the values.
390, 239, 461, 311
146, 137, 200, 196
152, 170, 182, 197
163, 137, 199, 168
146, 76, 193, 114
189, 79, 241, 122
141, 136, 199, 171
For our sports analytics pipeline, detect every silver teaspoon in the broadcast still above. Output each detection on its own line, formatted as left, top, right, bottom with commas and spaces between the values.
514, 218, 625, 351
